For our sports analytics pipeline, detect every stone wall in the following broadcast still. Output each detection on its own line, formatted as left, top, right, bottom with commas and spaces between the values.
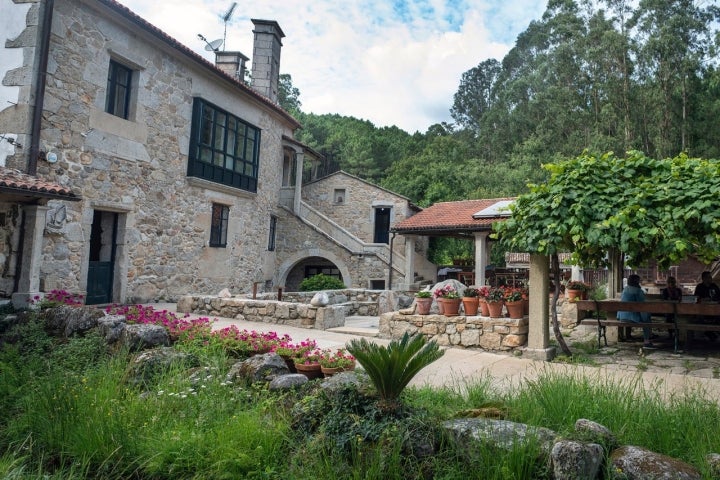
379, 312, 529, 353
177, 295, 346, 330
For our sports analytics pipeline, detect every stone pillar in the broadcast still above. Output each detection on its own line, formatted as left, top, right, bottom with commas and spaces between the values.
403, 235, 416, 288
293, 150, 304, 214
12, 205, 50, 309
525, 254, 555, 360
571, 265, 582, 281
474, 232, 489, 286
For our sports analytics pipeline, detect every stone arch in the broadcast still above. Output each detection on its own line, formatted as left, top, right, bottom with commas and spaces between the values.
277, 249, 352, 291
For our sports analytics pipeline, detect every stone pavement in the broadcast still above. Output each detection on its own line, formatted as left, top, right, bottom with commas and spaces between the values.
149, 304, 720, 400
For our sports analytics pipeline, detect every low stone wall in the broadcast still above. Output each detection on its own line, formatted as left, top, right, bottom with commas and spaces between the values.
176, 296, 346, 330
379, 312, 529, 352
255, 289, 415, 316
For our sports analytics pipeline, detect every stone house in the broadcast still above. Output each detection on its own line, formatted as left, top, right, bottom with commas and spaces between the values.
0, 0, 431, 307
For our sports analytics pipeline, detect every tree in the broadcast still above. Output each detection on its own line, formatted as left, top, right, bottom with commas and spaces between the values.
494, 150, 720, 354
278, 73, 302, 115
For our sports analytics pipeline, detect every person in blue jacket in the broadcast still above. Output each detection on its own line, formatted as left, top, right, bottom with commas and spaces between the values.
618, 274, 653, 348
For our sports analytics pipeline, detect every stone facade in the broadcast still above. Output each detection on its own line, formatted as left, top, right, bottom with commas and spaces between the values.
379, 312, 529, 352
0, 0, 434, 305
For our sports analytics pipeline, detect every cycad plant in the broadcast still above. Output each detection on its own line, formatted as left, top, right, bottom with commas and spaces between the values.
347, 333, 444, 410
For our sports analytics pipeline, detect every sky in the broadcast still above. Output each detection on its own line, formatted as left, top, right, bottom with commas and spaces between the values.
119, 0, 548, 134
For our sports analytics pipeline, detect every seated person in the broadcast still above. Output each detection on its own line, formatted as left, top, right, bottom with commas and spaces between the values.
660, 276, 682, 336
694, 271, 720, 302
617, 274, 653, 348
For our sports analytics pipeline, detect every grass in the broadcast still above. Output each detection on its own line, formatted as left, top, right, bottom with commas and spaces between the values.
1, 314, 720, 479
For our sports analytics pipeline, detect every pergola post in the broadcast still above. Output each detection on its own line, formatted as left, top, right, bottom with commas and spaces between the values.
403, 235, 416, 289
473, 232, 489, 286
525, 253, 555, 361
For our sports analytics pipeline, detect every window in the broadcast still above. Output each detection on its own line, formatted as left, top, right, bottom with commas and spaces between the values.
106, 60, 132, 119
188, 98, 261, 192
268, 215, 277, 251
305, 265, 341, 279
209, 204, 229, 247
333, 188, 346, 204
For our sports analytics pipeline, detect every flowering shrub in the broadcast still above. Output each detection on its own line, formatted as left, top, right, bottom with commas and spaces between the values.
318, 348, 355, 369
503, 287, 524, 302
272, 338, 317, 357
476, 286, 490, 300
433, 285, 459, 299
33, 289, 84, 308
565, 281, 590, 291
462, 288, 479, 298
486, 287, 505, 303
106, 304, 212, 341
294, 348, 323, 366
210, 326, 289, 357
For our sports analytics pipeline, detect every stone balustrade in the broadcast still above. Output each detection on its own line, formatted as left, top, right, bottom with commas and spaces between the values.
379, 312, 529, 352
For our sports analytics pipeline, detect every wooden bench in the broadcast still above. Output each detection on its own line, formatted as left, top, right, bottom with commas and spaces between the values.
576, 300, 720, 352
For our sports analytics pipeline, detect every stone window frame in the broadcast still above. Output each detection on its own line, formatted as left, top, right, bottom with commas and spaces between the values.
209, 203, 229, 248
187, 97, 261, 193
268, 215, 277, 251
333, 188, 346, 204
105, 59, 133, 120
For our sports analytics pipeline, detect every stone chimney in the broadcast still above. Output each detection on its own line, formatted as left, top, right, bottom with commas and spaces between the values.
250, 19, 284, 103
214, 51, 249, 83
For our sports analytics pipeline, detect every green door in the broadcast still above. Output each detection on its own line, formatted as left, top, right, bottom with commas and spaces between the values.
85, 211, 118, 305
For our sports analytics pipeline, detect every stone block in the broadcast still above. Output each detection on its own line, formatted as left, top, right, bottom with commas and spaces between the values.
494, 325, 510, 334
460, 328, 481, 346
479, 331, 503, 350
503, 334, 527, 347
421, 323, 438, 335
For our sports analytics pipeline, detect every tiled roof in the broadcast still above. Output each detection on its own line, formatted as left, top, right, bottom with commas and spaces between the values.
98, 0, 300, 129
0, 167, 79, 201
392, 198, 515, 234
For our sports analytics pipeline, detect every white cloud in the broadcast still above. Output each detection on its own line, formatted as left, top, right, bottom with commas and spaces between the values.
118, 0, 547, 133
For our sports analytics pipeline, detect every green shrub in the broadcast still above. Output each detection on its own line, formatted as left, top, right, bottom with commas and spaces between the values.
347, 333, 444, 411
299, 274, 345, 292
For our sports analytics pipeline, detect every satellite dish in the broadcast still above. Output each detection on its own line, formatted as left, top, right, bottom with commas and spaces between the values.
197, 34, 223, 52
205, 39, 223, 52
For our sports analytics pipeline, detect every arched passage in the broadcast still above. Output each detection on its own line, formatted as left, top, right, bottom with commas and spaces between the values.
278, 249, 352, 292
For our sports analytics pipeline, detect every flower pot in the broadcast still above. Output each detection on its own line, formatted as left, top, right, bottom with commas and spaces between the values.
437, 298, 445, 314
442, 298, 461, 316
321, 363, 355, 377
479, 299, 490, 317
487, 300, 504, 318
294, 362, 322, 380
462, 297, 479, 316
415, 297, 433, 315
566, 289, 583, 302
505, 300, 524, 319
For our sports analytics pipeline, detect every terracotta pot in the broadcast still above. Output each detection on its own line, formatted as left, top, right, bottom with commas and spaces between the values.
321, 363, 355, 377
462, 297, 479, 316
437, 298, 445, 314
415, 297, 433, 315
487, 300, 504, 318
294, 362, 322, 380
505, 300, 524, 319
442, 298, 461, 316
479, 299, 490, 317
566, 289, 583, 302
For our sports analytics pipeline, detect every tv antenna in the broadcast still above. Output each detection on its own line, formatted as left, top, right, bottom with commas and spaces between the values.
221, 2, 237, 51
197, 33, 223, 52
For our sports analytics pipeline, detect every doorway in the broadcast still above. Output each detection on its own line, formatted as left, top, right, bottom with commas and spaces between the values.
86, 210, 118, 304
374, 207, 390, 244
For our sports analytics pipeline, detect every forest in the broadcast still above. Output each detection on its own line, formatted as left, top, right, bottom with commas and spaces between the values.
278, 0, 720, 211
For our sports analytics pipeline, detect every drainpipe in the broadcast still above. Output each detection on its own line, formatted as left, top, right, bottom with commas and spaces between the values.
388, 232, 396, 290
28, 0, 55, 175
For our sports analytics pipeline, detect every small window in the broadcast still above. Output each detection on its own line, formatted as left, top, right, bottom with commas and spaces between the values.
209, 204, 229, 247
268, 215, 277, 251
106, 60, 133, 119
334, 188, 346, 204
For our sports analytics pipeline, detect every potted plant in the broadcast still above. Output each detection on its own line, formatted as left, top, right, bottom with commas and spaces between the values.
462, 287, 480, 316
503, 287, 524, 319
415, 290, 433, 315
273, 338, 317, 372
476, 286, 491, 316
434, 285, 461, 316
294, 349, 323, 379
486, 287, 505, 317
565, 280, 589, 302
318, 348, 356, 376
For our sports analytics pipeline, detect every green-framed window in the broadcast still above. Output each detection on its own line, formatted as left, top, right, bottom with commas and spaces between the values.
188, 98, 260, 192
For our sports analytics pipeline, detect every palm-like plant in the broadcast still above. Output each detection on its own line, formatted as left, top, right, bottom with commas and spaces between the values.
347, 333, 444, 410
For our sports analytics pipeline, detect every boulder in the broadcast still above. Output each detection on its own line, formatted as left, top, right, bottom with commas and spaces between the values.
127, 347, 199, 387
551, 440, 604, 480
574, 418, 618, 449
42, 305, 104, 337
225, 353, 290, 383
269, 373, 308, 390
310, 292, 329, 307
609, 445, 702, 480
706, 453, 720, 478
96, 314, 127, 344
217, 288, 232, 298
118, 323, 170, 351
443, 418, 557, 455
